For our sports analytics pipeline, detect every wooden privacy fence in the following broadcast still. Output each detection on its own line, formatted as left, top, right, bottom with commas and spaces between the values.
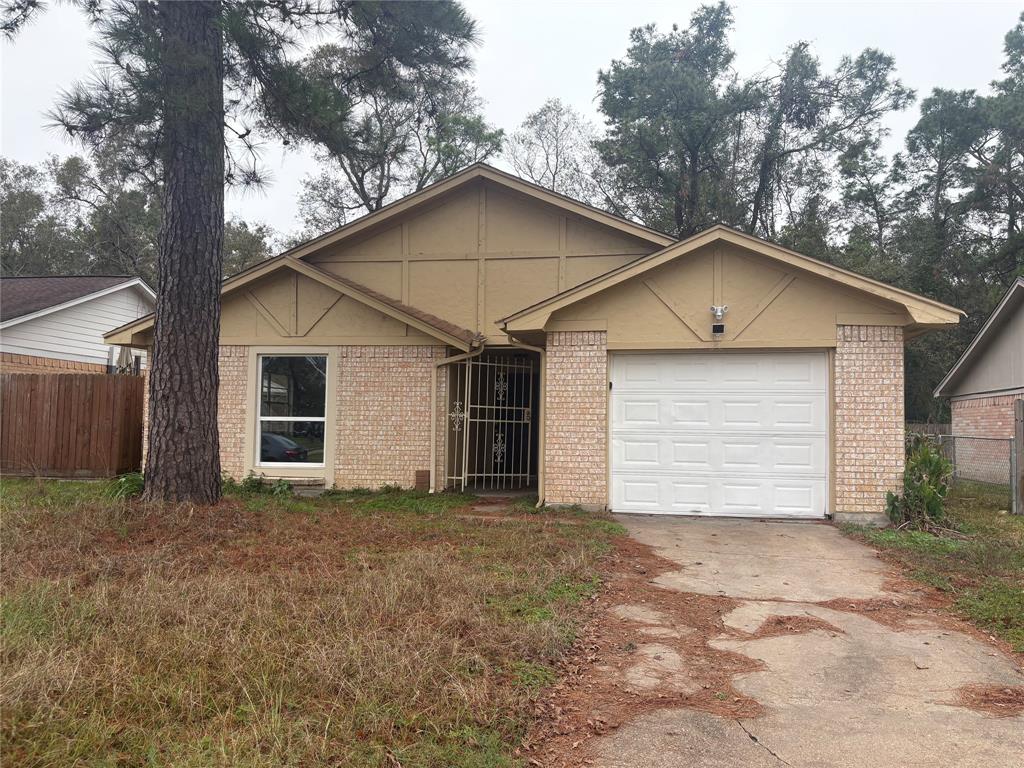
0, 373, 144, 477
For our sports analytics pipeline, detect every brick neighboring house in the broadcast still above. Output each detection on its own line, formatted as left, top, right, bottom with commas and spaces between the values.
1, 275, 154, 374
934, 278, 1023, 484
105, 164, 963, 523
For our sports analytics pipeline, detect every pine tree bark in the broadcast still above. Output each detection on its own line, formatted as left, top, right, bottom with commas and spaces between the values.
143, 1, 224, 503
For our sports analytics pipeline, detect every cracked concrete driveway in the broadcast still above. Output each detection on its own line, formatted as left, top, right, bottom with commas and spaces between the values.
590, 517, 1024, 768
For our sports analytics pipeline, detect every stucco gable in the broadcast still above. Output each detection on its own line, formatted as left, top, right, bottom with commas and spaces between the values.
502, 225, 962, 339
105, 257, 479, 350
301, 169, 670, 341
537, 240, 911, 349
287, 163, 673, 265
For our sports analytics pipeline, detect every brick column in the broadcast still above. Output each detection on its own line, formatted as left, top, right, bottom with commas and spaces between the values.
141, 367, 150, 467
217, 345, 248, 481
544, 331, 608, 508
834, 326, 904, 517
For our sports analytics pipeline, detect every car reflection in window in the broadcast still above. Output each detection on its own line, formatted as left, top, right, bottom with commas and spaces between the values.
260, 432, 309, 463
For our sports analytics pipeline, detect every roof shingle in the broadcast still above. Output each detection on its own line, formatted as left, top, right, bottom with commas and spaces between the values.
1, 275, 139, 323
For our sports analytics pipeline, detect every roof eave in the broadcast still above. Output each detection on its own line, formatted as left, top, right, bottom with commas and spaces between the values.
933, 278, 1024, 397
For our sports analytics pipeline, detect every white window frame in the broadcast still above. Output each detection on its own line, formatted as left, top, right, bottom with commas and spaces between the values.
256, 353, 328, 469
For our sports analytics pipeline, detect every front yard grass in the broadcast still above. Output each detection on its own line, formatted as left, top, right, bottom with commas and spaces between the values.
0, 478, 619, 767
844, 482, 1024, 652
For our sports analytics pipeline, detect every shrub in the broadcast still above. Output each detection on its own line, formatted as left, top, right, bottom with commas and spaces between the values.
106, 472, 144, 500
222, 472, 292, 499
886, 434, 953, 531
269, 478, 293, 498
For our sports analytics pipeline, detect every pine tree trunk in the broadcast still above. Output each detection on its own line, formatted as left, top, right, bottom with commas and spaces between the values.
143, 1, 224, 503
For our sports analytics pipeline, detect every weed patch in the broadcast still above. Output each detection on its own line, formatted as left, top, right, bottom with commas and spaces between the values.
845, 483, 1024, 653
956, 580, 1024, 651
0, 478, 617, 766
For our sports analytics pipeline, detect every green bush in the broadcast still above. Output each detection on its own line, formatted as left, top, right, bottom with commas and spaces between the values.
269, 478, 293, 498
886, 435, 953, 530
106, 472, 144, 500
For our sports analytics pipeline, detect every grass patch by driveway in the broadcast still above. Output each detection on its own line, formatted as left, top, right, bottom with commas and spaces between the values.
0, 478, 618, 767
844, 482, 1024, 652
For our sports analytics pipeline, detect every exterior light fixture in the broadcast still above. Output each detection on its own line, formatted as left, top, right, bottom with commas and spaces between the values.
710, 305, 728, 335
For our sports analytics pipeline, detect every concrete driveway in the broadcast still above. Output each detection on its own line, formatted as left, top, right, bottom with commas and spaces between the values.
589, 517, 1023, 768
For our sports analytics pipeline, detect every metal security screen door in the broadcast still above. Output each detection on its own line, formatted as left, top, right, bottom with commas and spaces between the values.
446, 352, 537, 491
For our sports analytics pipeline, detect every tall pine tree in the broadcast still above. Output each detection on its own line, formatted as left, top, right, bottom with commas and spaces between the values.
2, 0, 479, 502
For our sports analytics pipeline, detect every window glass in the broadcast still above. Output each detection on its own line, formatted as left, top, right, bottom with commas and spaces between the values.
259, 356, 326, 418
259, 421, 325, 464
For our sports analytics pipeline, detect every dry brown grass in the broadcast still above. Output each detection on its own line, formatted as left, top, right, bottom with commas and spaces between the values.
0, 479, 620, 767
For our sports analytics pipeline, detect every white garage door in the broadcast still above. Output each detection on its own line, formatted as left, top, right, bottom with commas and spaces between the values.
610, 352, 828, 518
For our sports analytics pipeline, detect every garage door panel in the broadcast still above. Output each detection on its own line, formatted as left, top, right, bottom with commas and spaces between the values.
669, 359, 711, 385
672, 440, 711, 469
774, 400, 820, 428
611, 473, 825, 517
670, 480, 712, 513
613, 351, 827, 393
611, 352, 828, 518
721, 440, 761, 469
621, 439, 660, 465
774, 358, 820, 387
614, 435, 827, 476
670, 400, 712, 427
619, 398, 661, 426
720, 358, 761, 384
721, 400, 762, 427
775, 484, 818, 515
619, 478, 661, 506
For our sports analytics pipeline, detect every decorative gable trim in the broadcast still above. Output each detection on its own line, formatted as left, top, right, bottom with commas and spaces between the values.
501, 225, 963, 333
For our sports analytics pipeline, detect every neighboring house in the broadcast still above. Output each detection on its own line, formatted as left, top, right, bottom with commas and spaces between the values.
106, 164, 962, 521
934, 277, 1023, 485
1, 275, 155, 374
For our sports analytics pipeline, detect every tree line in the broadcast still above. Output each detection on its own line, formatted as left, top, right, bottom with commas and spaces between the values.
1, 1, 1020, 499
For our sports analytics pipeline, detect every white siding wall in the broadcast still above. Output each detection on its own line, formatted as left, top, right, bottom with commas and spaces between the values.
0, 286, 153, 366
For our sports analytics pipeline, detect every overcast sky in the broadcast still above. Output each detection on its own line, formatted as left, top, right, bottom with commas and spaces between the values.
2, 1, 1020, 239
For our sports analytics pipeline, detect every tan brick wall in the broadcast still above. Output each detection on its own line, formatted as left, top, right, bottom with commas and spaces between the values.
951, 393, 1019, 439
335, 345, 446, 489
834, 325, 905, 514
0, 351, 107, 374
218, 346, 248, 481
544, 331, 608, 507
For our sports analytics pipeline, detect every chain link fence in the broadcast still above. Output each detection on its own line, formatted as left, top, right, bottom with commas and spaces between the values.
933, 434, 1012, 485
927, 434, 1017, 513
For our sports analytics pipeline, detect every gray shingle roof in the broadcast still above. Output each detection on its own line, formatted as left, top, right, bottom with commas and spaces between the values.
1, 275, 139, 322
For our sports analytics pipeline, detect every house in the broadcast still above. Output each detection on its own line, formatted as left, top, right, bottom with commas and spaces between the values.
934, 277, 1023, 485
105, 164, 962, 522
1, 275, 155, 374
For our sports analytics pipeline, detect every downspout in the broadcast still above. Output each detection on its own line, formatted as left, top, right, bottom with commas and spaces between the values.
504, 331, 546, 509
430, 338, 485, 493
